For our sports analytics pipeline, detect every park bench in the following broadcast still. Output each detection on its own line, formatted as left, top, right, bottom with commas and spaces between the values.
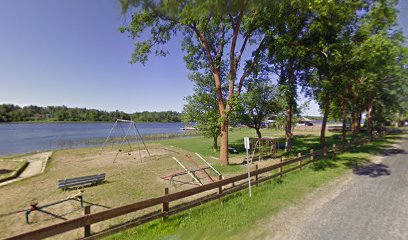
58, 173, 106, 190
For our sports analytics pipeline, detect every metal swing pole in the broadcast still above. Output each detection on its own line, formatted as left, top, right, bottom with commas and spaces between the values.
101, 120, 117, 152
132, 121, 150, 156
131, 123, 143, 161
250, 139, 259, 164
113, 121, 133, 163
172, 157, 202, 185
119, 121, 134, 152
195, 153, 223, 179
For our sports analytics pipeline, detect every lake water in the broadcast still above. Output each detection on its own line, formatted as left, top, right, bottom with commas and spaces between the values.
0, 122, 185, 157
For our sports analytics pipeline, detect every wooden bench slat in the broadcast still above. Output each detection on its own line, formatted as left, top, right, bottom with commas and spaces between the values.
58, 174, 105, 183
58, 176, 105, 185
58, 174, 106, 189
58, 179, 103, 188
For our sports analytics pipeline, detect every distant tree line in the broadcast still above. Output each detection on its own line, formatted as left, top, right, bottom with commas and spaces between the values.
0, 104, 181, 123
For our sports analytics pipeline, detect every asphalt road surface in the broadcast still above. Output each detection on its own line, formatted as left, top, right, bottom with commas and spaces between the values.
271, 137, 408, 240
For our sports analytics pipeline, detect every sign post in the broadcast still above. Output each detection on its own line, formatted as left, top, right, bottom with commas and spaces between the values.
244, 137, 252, 197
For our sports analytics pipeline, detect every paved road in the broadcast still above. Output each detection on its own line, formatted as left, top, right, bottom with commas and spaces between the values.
273, 137, 408, 240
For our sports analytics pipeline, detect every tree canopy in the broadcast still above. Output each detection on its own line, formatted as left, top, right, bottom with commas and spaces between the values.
120, 0, 408, 164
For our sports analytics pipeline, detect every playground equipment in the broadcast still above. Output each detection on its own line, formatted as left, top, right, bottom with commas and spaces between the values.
249, 137, 283, 163
102, 119, 150, 163
161, 154, 222, 185
25, 190, 84, 224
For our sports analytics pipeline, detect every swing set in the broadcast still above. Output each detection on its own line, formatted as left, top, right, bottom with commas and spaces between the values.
249, 137, 284, 163
102, 119, 150, 163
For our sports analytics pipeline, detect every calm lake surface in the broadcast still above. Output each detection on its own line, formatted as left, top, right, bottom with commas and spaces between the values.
0, 122, 185, 157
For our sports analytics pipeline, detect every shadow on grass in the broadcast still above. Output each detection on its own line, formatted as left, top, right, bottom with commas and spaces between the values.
308, 130, 405, 175
0, 169, 13, 175
311, 159, 339, 171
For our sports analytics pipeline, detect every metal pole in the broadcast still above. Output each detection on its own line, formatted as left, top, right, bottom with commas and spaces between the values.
246, 148, 252, 197
195, 153, 223, 178
118, 121, 133, 152
250, 139, 259, 164
132, 123, 143, 161
172, 157, 202, 185
133, 122, 151, 156
101, 120, 117, 152
25, 211, 30, 224
116, 119, 133, 123
258, 139, 261, 162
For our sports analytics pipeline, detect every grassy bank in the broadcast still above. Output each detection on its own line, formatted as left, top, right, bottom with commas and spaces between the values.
0, 160, 28, 182
106, 130, 403, 240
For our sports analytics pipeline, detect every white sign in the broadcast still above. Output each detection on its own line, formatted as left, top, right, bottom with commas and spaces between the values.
244, 137, 250, 150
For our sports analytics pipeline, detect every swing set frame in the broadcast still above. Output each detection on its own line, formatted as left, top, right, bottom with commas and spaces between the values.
102, 119, 150, 163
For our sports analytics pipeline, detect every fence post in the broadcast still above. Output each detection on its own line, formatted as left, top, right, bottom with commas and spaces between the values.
298, 153, 302, 170
84, 206, 91, 237
310, 149, 314, 164
218, 175, 223, 201
332, 144, 336, 157
279, 156, 283, 177
162, 188, 169, 220
255, 164, 259, 186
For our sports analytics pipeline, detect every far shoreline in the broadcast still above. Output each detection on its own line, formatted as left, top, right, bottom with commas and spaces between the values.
0, 120, 183, 124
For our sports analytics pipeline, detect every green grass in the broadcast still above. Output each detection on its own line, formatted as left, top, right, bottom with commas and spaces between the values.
106, 130, 404, 240
158, 126, 373, 160
0, 160, 28, 182
159, 128, 285, 158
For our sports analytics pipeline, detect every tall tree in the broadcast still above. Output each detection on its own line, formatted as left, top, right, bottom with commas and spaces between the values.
234, 75, 286, 138
183, 72, 226, 151
119, 0, 271, 164
264, 0, 313, 151
305, 0, 364, 145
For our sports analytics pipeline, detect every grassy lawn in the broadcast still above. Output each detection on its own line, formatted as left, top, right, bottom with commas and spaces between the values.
159, 127, 328, 159
106, 130, 404, 240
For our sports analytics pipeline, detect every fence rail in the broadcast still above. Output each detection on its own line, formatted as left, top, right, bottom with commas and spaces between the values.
7, 139, 371, 240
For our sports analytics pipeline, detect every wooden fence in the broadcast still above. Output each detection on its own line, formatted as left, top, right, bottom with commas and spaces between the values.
6, 139, 370, 240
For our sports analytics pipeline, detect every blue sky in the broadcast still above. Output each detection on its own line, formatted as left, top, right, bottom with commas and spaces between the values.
0, 1, 407, 116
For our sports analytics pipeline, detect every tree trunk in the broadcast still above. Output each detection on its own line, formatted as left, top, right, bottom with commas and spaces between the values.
351, 110, 359, 134
357, 112, 362, 132
341, 97, 348, 142
219, 119, 229, 165
283, 60, 296, 153
255, 127, 262, 139
285, 107, 293, 152
212, 135, 218, 152
366, 102, 373, 134
212, 71, 229, 165
320, 95, 331, 146
395, 112, 400, 127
